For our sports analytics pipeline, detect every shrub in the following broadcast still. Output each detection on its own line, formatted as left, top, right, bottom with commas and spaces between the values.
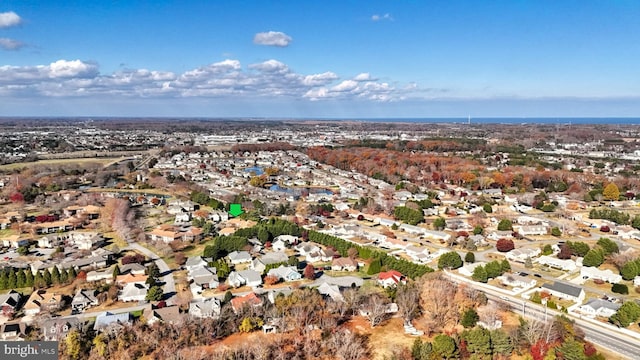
496, 238, 515, 252
612, 283, 629, 295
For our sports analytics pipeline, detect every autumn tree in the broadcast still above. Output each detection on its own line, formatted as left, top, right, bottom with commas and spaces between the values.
603, 183, 620, 201
496, 238, 515, 252
303, 264, 315, 280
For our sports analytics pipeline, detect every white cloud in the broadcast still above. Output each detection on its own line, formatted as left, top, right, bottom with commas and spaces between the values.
48, 60, 99, 78
0, 11, 21, 28
0, 58, 413, 102
303, 71, 338, 86
353, 73, 374, 81
0, 37, 24, 50
371, 13, 393, 22
253, 31, 292, 47
332, 80, 359, 92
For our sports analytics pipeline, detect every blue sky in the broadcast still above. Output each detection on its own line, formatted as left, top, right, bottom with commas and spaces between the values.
1, 1, 639, 118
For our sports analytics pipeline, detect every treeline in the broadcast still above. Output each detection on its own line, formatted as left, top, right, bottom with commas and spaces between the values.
394, 206, 425, 225
0, 266, 77, 290
307, 230, 433, 279
230, 142, 295, 153
189, 190, 224, 210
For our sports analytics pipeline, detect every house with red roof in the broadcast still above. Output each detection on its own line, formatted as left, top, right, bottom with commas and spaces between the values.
231, 292, 263, 314
377, 270, 405, 288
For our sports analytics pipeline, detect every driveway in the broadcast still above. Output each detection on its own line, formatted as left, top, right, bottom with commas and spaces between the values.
126, 243, 177, 305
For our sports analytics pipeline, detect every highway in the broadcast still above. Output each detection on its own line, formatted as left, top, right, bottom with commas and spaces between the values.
445, 271, 640, 359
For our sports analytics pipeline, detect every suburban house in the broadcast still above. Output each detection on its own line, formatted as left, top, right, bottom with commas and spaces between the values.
317, 282, 344, 302
227, 269, 263, 288
458, 262, 486, 277
32, 220, 74, 235
116, 273, 149, 285
0, 290, 22, 318
231, 292, 263, 314
536, 255, 578, 272
189, 298, 222, 318
515, 225, 548, 236
580, 266, 622, 284
94, 311, 133, 333
331, 257, 358, 272
228, 251, 252, 265
144, 305, 181, 325
119, 283, 148, 302
87, 267, 114, 283
497, 273, 537, 288
120, 263, 146, 276
1, 235, 31, 248
42, 317, 82, 341
266, 265, 302, 282
577, 299, 621, 318
24, 290, 62, 316
71, 289, 99, 312
541, 281, 585, 302
252, 251, 289, 273
377, 270, 406, 288
38, 235, 62, 248
68, 232, 104, 250
506, 248, 541, 263
188, 266, 219, 292
0, 322, 27, 340
185, 256, 209, 272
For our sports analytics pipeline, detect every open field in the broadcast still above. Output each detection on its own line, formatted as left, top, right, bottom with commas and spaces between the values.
0, 157, 120, 171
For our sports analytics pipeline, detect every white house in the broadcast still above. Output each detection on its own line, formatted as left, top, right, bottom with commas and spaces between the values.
119, 283, 148, 302
506, 248, 541, 263
267, 266, 302, 282
536, 255, 578, 272
458, 262, 486, 277
189, 298, 221, 318
541, 281, 585, 302
577, 299, 621, 318
497, 273, 537, 288
580, 266, 622, 284
228, 251, 252, 265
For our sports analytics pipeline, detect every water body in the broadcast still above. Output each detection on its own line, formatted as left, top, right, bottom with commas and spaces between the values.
352, 117, 640, 125
244, 166, 264, 175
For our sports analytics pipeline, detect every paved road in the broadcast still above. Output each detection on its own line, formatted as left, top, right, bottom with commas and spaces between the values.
444, 271, 639, 359
127, 243, 177, 305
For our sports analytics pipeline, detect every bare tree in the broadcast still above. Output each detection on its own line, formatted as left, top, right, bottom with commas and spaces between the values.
420, 275, 459, 330
396, 282, 421, 321
360, 292, 391, 327
328, 329, 370, 360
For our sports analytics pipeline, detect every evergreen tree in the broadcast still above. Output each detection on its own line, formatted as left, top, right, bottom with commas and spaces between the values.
555, 338, 587, 360
465, 252, 475, 263
367, 258, 382, 275
147, 263, 160, 279
461, 308, 480, 328
42, 269, 52, 286
59, 268, 68, 284
0, 269, 8, 290
145, 285, 164, 302
472, 265, 488, 283
485, 261, 502, 279
438, 252, 463, 270
596, 237, 619, 255
16, 269, 26, 288
34, 271, 46, 288
112, 265, 121, 279
490, 329, 513, 356
433, 334, 458, 359
583, 249, 604, 267
25, 270, 34, 287
500, 259, 511, 273
51, 266, 61, 285
464, 327, 492, 356
620, 261, 638, 280
7, 268, 17, 289
67, 267, 77, 281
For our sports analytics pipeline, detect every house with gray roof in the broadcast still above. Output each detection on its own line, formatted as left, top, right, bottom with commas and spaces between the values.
42, 317, 82, 341
189, 298, 221, 318
267, 265, 301, 282
541, 281, 585, 302
228, 251, 252, 265
94, 311, 132, 333
71, 289, 99, 312
119, 283, 148, 302
0, 290, 22, 318
577, 299, 621, 318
